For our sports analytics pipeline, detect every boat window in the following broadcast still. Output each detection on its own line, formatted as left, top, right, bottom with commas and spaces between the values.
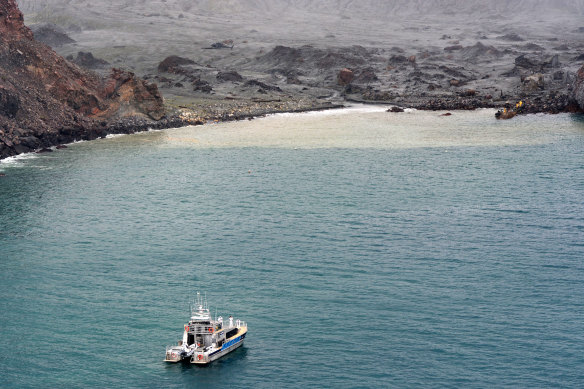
225, 328, 238, 339
187, 333, 195, 346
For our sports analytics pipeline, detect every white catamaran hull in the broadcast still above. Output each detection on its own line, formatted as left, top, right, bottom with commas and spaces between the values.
191, 332, 246, 365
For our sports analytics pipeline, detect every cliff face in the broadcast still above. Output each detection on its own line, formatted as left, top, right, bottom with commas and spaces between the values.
574, 65, 584, 112
0, 0, 33, 40
0, 0, 164, 159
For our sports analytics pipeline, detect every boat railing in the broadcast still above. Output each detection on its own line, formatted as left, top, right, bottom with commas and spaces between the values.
189, 325, 216, 334
236, 320, 246, 328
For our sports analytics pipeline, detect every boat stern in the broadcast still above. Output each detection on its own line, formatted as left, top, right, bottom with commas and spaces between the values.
164, 347, 183, 363
191, 352, 210, 365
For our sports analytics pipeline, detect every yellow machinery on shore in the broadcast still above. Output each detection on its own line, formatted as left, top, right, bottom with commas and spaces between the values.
496, 100, 524, 119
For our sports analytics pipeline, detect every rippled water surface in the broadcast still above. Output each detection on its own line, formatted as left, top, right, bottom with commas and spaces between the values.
1, 107, 583, 388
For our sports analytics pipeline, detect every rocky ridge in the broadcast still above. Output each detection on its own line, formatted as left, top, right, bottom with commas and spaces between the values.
574, 65, 584, 110
0, 0, 164, 159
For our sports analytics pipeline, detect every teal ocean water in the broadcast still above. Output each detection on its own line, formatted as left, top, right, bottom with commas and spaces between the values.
1, 107, 583, 388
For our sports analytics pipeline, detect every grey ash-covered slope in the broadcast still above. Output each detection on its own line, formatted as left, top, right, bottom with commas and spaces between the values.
14, 0, 584, 111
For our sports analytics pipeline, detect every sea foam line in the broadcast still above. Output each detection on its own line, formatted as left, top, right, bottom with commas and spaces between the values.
0, 151, 39, 166
268, 104, 389, 119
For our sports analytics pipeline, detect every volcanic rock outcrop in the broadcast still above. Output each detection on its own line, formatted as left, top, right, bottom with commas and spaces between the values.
67, 51, 110, 70
157, 55, 195, 73
0, 0, 164, 159
30, 23, 75, 47
574, 65, 584, 111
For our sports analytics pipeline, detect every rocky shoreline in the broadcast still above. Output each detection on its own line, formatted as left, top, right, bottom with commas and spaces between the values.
2, 0, 584, 163
2, 87, 582, 162
0, 97, 343, 161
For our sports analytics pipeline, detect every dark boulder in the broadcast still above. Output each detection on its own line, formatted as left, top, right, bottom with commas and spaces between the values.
389, 55, 409, 65
244, 79, 282, 92
216, 71, 244, 82
262, 46, 303, 67
521, 43, 545, 51
497, 33, 524, 41
19, 136, 41, 149
439, 65, 469, 80
207, 40, 234, 49
158, 56, 195, 73
514, 54, 541, 71
460, 42, 501, 62
343, 84, 364, 94
0, 88, 20, 118
355, 67, 378, 83
286, 74, 302, 85
13, 143, 32, 154
30, 23, 75, 47
444, 45, 463, 52
192, 79, 212, 93
67, 52, 109, 69
514, 54, 559, 72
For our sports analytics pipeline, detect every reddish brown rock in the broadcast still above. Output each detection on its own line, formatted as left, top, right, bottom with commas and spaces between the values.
98, 69, 165, 120
0, 0, 33, 41
338, 68, 354, 85
0, 0, 165, 159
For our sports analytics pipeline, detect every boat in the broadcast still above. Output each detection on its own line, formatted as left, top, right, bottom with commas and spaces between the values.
164, 292, 247, 365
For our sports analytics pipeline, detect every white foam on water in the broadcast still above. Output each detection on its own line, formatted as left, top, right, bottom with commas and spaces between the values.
270, 104, 388, 119
105, 127, 160, 139
0, 151, 39, 167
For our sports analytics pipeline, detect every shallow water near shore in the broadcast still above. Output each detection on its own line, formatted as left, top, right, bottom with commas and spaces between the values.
1, 107, 584, 388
